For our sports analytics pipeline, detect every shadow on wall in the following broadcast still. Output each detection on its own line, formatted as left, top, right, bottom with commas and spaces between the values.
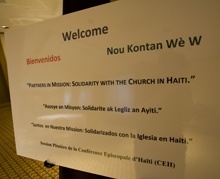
0, 37, 10, 104
0, 63, 10, 103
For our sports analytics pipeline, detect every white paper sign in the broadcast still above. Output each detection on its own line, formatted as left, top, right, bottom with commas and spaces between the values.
5, 0, 220, 178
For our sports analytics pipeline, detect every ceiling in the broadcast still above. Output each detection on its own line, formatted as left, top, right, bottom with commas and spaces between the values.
0, 0, 63, 33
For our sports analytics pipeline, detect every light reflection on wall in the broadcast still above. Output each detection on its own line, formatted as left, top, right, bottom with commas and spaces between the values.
37, 113, 83, 121
64, 91, 72, 105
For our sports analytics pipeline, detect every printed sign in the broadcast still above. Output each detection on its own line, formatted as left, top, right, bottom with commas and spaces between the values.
5, 0, 220, 178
